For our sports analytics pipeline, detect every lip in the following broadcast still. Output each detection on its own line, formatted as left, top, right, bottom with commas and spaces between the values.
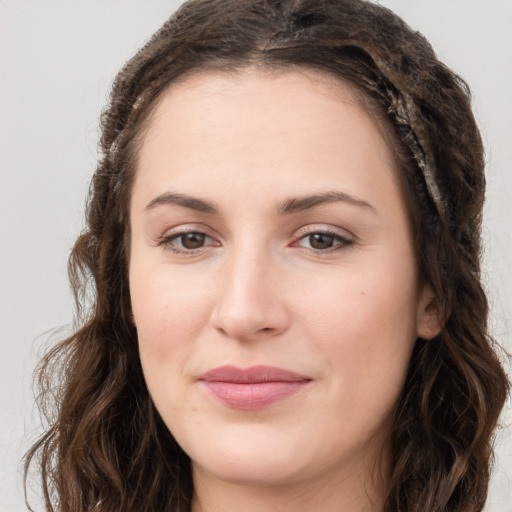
199, 365, 312, 410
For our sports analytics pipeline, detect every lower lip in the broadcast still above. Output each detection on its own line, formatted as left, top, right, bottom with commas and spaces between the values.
203, 381, 309, 410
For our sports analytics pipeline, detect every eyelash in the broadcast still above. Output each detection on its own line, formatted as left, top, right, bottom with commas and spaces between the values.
157, 231, 218, 255
157, 228, 355, 255
291, 229, 355, 254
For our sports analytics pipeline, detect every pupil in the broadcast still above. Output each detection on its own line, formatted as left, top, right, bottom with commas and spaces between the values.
309, 233, 334, 250
182, 232, 205, 249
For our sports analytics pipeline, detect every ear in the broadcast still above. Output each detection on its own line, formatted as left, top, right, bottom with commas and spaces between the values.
129, 311, 137, 327
416, 283, 443, 340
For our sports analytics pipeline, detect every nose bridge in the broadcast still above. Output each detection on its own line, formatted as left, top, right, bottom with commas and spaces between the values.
227, 242, 272, 309
210, 237, 288, 341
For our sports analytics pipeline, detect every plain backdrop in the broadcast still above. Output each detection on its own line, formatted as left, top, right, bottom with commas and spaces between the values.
1, 1, 511, 511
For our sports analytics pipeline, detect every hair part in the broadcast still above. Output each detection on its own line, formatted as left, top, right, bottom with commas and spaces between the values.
25, 1, 509, 511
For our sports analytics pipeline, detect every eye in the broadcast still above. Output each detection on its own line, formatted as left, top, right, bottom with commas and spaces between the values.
158, 230, 217, 253
294, 230, 354, 252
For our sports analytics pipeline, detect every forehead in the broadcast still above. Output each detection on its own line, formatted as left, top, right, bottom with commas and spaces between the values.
143, 66, 370, 135
131, 67, 404, 219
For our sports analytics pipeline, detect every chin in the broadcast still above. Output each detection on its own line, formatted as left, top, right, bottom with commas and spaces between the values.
194, 453, 309, 487
185, 427, 314, 486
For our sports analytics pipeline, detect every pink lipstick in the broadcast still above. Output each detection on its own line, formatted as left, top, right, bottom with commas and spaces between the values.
200, 365, 311, 410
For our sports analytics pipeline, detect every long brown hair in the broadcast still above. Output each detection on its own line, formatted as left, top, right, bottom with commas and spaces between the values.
25, 1, 509, 511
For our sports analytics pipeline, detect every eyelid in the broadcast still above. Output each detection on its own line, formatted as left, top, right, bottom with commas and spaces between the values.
293, 224, 356, 241
158, 223, 217, 239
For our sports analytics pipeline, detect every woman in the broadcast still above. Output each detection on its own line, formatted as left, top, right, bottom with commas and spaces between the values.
24, 0, 509, 511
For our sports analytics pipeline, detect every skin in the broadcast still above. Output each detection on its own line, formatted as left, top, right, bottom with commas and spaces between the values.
129, 67, 440, 512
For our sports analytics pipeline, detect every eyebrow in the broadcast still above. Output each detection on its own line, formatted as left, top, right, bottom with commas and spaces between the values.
278, 191, 377, 215
145, 192, 218, 214
145, 190, 377, 215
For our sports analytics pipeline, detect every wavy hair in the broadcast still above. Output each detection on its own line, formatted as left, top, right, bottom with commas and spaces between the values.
25, 1, 509, 511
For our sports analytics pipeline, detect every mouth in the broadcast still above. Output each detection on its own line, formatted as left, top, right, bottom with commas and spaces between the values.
199, 365, 312, 410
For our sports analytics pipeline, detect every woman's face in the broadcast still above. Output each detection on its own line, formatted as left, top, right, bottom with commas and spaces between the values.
129, 68, 436, 491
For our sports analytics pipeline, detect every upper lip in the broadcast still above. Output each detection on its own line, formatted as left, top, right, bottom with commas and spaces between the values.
200, 365, 311, 383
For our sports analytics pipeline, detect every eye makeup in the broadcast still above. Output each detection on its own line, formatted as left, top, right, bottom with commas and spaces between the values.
155, 223, 356, 257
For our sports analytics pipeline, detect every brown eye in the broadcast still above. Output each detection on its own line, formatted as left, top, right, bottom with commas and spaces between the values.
179, 232, 206, 249
308, 233, 335, 250
159, 230, 217, 254
295, 231, 354, 252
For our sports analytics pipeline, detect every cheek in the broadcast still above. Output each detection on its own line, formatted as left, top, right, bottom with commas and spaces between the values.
299, 259, 419, 398
299, 255, 418, 334
130, 264, 216, 380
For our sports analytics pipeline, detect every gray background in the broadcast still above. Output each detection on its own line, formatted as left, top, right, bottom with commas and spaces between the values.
1, 1, 510, 510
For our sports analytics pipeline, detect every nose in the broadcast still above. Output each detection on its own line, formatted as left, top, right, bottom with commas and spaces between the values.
209, 247, 290, 343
